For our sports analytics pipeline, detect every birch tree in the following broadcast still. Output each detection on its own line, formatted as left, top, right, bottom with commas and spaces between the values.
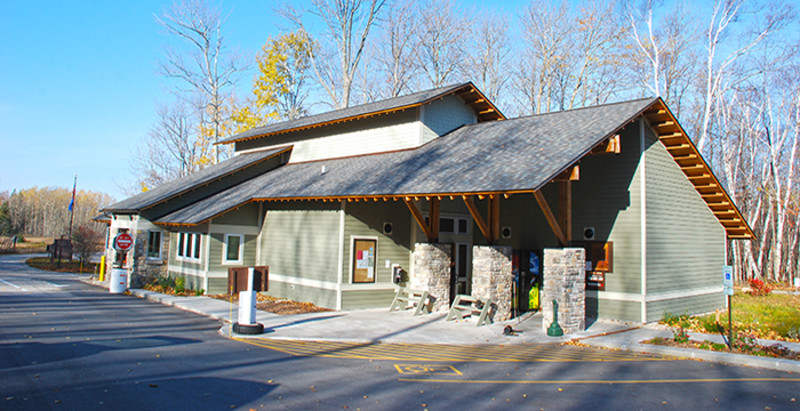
281, 0, 386, 109
156, 0, 244, 163
415, 0, 467, 88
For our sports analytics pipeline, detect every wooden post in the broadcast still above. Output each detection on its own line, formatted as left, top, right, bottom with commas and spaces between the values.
559, 181, 572, 243
489, 196, 500, 241
430, 197, 440, 243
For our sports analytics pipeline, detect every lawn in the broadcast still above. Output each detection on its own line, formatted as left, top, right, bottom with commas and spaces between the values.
664, 292, 800, 342
26, 256, 99, 274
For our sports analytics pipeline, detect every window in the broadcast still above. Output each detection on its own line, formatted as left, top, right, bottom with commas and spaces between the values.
457, 218, 469, 234
224, 234, 243, 264
147, 231, 162, 259
351, 238, 377, 283
177, 232, 201, 261
439, 217, 455, 233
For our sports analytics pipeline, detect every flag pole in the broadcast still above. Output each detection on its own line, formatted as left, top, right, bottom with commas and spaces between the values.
69, 175, 77, 238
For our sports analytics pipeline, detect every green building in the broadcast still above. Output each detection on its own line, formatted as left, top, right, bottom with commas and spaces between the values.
104, 82, 752, 323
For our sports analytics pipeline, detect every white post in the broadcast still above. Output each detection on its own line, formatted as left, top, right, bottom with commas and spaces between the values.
238, 267, 257, 325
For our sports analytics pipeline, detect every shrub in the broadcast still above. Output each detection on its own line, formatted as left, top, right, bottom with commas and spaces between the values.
747, 278, 772, 296
175, 276, 185, 293
673, 327, 690, 344
662, 312, 690, 328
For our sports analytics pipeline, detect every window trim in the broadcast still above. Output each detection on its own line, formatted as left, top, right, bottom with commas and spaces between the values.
146, 230, 162, 260
223, 233, 244, 265
176, 232, 201, 262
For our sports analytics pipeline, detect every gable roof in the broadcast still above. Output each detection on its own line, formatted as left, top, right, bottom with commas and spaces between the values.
104, 147, 289, 213
156, 97, 653, 223
218, 82, 504, 145
151, 97, 753, 240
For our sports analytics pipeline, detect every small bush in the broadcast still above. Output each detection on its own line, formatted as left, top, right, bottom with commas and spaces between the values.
701, 318, 724, 334
747, 278, 772, 296
662, 312, 691, 328
673, 327, 690, 344
175, 276, 185, 293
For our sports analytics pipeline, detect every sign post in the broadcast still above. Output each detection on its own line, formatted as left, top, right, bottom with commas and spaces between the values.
723, 265, 734, 348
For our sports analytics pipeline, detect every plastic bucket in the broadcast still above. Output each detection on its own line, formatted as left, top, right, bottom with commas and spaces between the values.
109, 268, 127, 293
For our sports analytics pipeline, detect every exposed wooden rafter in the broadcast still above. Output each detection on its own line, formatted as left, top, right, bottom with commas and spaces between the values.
533, 190, 567, 246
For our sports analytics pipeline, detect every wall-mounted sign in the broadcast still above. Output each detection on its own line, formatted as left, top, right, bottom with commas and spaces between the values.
114, 233, 133, 252
352, 239, 377, 283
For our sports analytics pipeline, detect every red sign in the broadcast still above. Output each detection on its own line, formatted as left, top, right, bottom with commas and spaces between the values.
114, 233, 133, 251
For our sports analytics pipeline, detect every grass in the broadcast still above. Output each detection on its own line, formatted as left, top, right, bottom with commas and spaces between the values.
26, 256, 99, 274
1, 236, 49, 254
714, 293, 800, 341
662, 292, 800, 342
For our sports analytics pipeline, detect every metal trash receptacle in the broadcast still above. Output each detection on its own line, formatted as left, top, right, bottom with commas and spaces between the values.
109, 268, 127, 294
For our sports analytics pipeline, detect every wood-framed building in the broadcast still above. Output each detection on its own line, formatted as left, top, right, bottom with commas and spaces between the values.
104, 82, 752, 323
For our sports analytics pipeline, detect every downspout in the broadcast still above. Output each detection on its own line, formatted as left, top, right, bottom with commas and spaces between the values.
640, 119, 648, 323
336, 202, 346, 310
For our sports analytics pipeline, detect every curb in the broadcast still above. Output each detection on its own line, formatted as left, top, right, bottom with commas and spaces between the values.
583, 338, 800, 373
78, 278, 800, 373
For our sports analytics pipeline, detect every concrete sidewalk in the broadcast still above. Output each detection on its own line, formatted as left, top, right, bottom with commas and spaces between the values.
99, 283, 800, 373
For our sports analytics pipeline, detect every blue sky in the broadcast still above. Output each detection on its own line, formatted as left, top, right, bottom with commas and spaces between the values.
0, 0, 700, 202
0, 1, 286, 201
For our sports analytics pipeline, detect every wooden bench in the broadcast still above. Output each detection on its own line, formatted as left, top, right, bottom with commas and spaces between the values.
446, 294, 493, 327
389, 287, 432, 316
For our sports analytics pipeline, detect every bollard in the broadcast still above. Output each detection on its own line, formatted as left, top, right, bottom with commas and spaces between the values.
233, 267, 264, 335
547, 299, 564, 337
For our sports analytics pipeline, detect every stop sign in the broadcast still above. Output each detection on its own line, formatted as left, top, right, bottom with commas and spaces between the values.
114, 233, 134, 251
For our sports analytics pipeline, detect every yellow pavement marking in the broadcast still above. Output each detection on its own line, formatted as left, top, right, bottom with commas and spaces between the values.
398, 377, 800, 385
232, 337, 667, 363
394, 364, 462, 375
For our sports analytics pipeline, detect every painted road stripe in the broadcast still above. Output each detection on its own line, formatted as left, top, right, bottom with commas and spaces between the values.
398, 377, 800, 385
234, 338, 666, 363
0, 278, 27, 291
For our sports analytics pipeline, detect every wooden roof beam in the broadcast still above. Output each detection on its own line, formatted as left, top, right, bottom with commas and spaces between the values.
463, 195, 493, 243
404, 198, 432, 241
533, 190, 567, 246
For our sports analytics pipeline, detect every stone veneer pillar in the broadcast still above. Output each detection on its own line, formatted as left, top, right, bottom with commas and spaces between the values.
542, 248, 586, 335
471, 245, 513, 322
411, 243, 452, 313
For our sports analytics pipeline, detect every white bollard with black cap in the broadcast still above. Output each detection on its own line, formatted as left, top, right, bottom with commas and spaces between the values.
233, 267, 264, 335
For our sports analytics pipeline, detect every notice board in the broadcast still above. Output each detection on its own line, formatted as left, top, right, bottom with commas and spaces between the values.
352, 239, 377, 283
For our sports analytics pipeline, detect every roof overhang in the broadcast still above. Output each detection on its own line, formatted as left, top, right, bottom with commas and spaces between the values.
641, 99, 754, 240
218, 82, 505, 146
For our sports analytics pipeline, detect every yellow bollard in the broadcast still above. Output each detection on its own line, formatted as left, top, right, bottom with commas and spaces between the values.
99, 255, 106, 281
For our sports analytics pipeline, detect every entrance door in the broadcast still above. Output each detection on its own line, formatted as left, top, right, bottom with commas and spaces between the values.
435, 215, 472, 301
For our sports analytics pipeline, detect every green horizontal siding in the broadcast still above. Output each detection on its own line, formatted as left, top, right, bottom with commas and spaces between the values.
265, 280, 337, 310
645, 127, 726, 295
260, 208, 340, 283
342, 202, 413, 284
587, 297, 641, 323
572, 123, 642, 295
647, 293, 725, 322
208, 277, 228, 295
342, 289, 397, 309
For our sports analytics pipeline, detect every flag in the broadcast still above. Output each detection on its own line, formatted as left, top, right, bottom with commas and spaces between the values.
68, 177, 76, 211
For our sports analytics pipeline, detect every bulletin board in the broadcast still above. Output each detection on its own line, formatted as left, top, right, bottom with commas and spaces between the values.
352, 239, 377, 283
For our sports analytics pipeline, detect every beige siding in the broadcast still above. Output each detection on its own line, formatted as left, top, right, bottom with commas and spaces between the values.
265, 280, 338, 310
420, 95, 478, 144
237, 110, 422, 162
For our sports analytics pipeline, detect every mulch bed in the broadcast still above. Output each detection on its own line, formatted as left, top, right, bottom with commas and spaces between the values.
209, 293, 332, 315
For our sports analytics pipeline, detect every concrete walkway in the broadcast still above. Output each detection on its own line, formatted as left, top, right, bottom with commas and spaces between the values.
88, 281, 800, 373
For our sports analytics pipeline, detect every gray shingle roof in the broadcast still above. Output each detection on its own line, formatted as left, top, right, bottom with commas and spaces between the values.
219, 82, 494, 144
156, 97, 657, 225
105, 147, 287, 213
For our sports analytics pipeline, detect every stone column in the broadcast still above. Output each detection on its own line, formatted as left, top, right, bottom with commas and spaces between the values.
542, 248, 586, 335
471, 245, 513, 322
411, 243, 452, 313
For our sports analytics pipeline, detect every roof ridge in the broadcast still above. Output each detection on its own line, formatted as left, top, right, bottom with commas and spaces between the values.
502, 97, 658, 122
